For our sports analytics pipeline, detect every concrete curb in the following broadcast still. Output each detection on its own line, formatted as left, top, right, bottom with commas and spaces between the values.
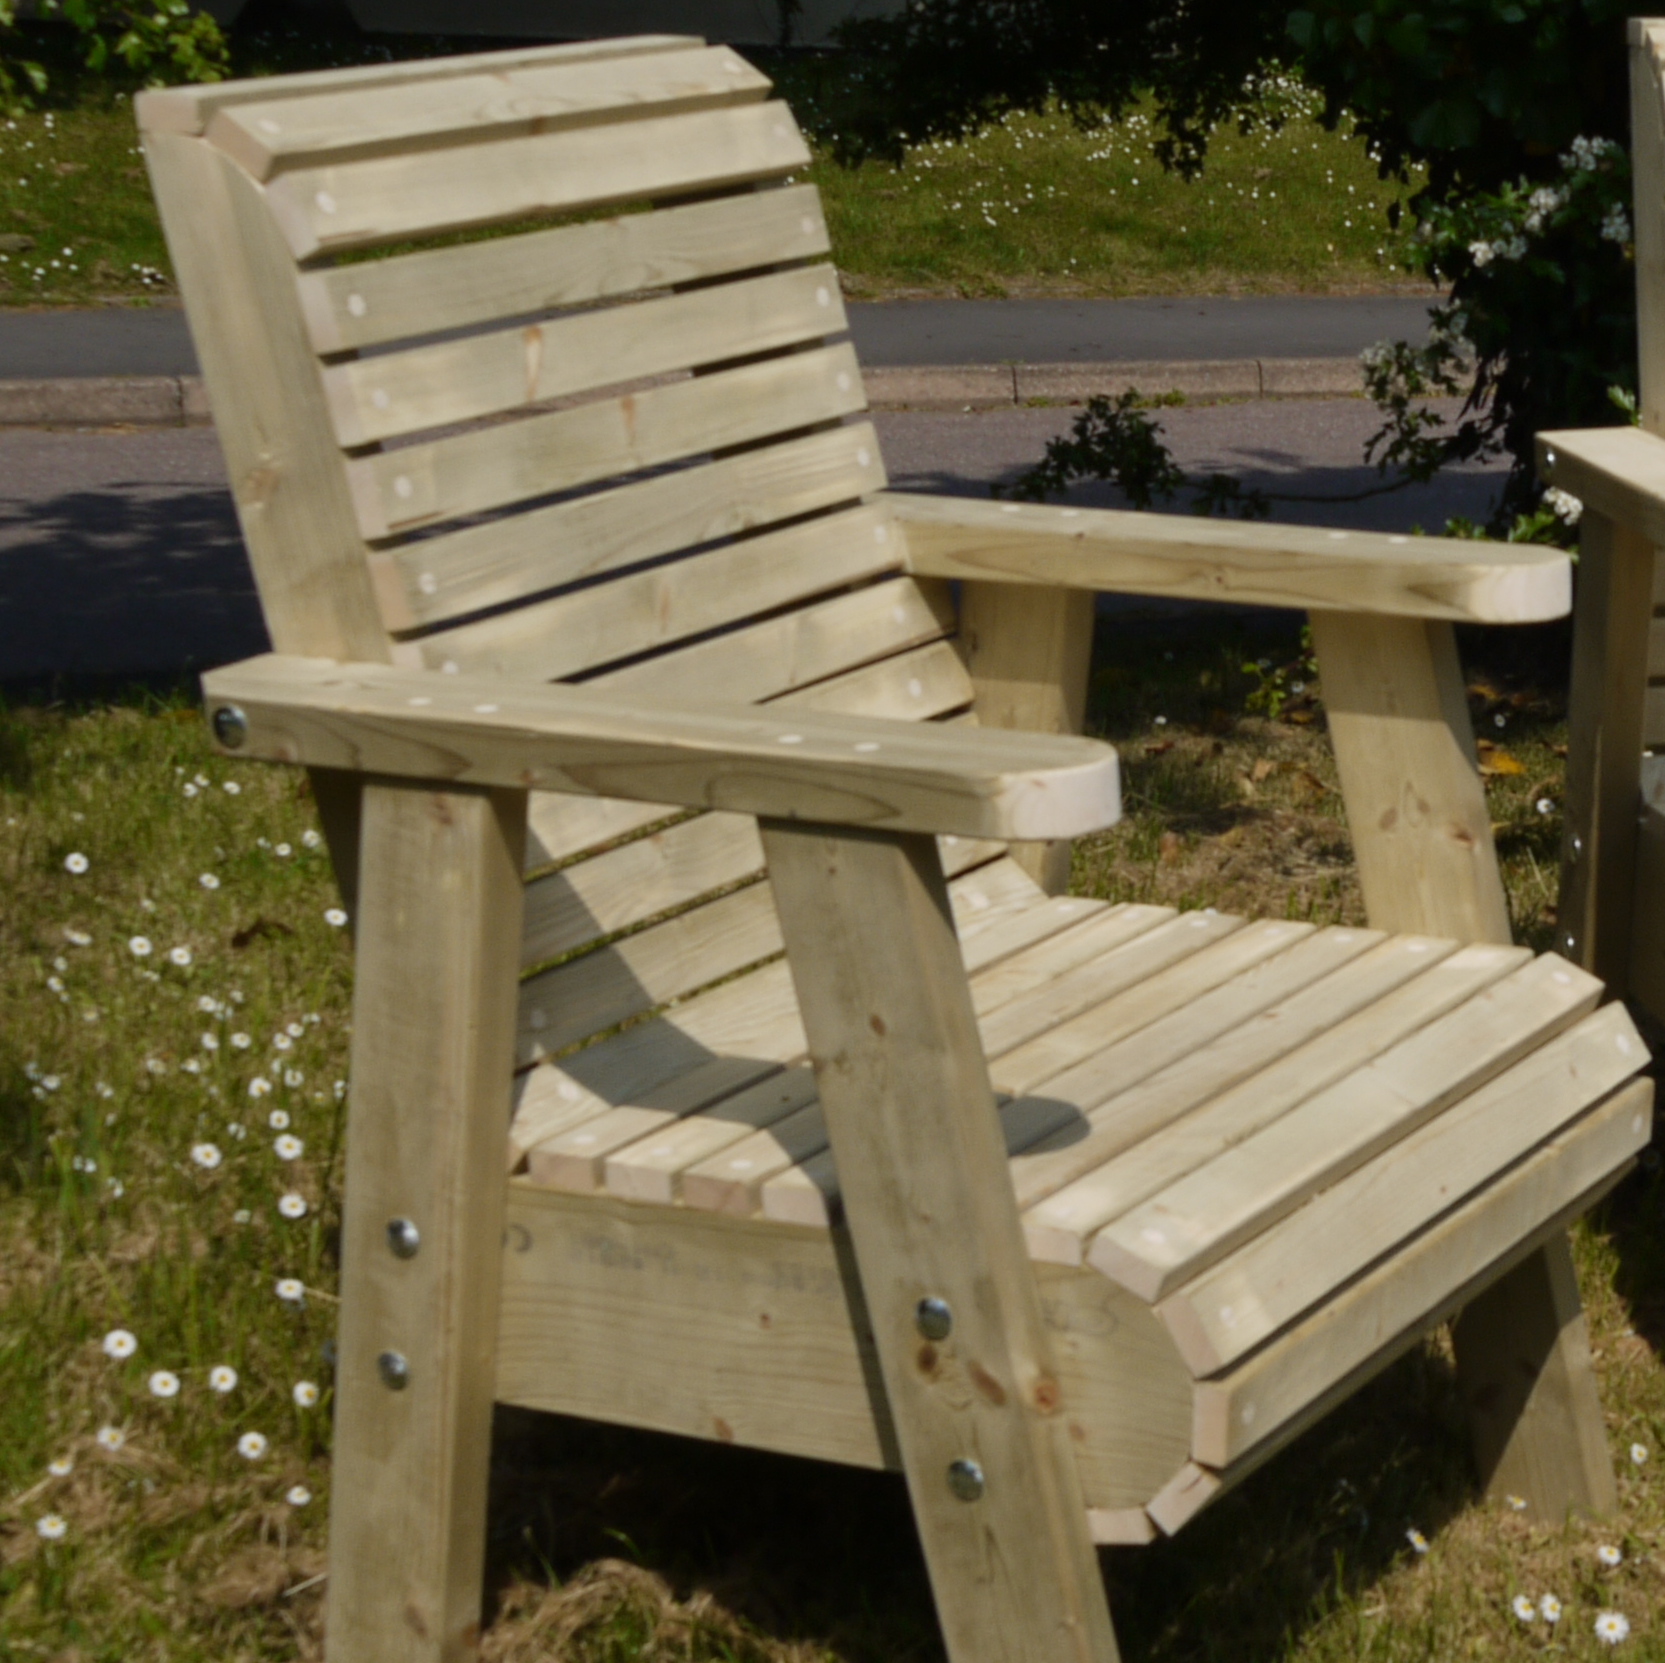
0, 357, 1366, 426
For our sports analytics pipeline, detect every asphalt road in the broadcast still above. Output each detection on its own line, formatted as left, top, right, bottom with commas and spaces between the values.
0, 398, 1504, 685
0, 294, 1439, 379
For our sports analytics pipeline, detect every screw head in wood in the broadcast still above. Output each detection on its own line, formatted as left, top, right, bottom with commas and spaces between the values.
947, 1459, 985, 1502
377, 1350, 410, 1390
386, 1217, 420, 1259
211, 704, 249, 748
915, 1297, 953, 1341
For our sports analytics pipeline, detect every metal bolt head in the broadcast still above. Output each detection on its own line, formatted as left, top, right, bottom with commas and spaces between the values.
211, 704, 249, 749
1543, 447, 1558, 471
915, 1297, 954, 1341
377, 1350, 410, 1390
386, 1217, 420, 1259
1570, 833, 1584, 858
947, 1459, 985, 1502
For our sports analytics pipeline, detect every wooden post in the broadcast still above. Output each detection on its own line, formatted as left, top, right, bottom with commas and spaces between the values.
1555, 508, 1653, 993
761, 821, 1119, 1663
325, 781, 527, 1663
959, 582, 1095, 894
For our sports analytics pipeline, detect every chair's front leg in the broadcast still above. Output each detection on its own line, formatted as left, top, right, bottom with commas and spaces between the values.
762, 821, 1119, 1663
326, 780, 527, 1663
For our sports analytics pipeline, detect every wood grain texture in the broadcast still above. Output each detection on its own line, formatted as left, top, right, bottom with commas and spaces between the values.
265, 100, 810, 258
761, 821, 1121, 1663
1553, 508, 1654, 990
136, 36, 698, 136
209, 45, 769, 180
202, 653, 1122, 841
890, 493, 1570, 623
1310, 612, 1511, 943
297, 183, 830, 356
325, 782, 526, 1663
1633, 20, 1665, 436
1192, 1081, 1651, 1467
958, 581, 1095, 893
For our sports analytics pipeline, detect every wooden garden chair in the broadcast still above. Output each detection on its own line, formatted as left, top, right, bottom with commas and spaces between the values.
138, 39, 1652, 1663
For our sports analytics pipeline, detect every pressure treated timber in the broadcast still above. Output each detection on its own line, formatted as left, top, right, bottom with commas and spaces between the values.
370, 420, 880, 635
889, 493, 1571, 623
1154, 1003, 1647, 1375
1538, 426, 1665, 548
297, 184, 831, 357
1634, 20, 1665, 434
324, 262, 846, 447
1632, 797, 1665, 1021
208, 45, 770, 181
265, 100, 811, 258
761, 821, 1122, 1663
136, 36, 698, 136
1192, 1081, 1652, 1468
325, 782, 526, 1663
1094, 952, 1604, 1305
494, 1183, 1196, 1514
346, 341, 867, 539
205, 654, 1121, 841
1310, 611, 1511, 943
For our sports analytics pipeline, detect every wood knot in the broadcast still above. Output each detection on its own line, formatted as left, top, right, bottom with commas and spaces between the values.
916, 1342, 940, 1377
713, 1416, 735, 1443
869, 1013, 887, 1036
968, 1361, 1007, 1407
1030, 1374, 1062, 1414
1378, 806, 1398, 830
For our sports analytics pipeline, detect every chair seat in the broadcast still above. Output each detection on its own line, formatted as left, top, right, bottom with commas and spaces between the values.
500, 878, 1648, 1536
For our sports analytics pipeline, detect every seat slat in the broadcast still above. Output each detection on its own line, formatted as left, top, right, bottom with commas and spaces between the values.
410, 502, 898, 682
1018, 941, 1526, 1264
265, 100, 811, 258
1090, 954, 1604, 1305
349, 341, 866, 539
774, 638, 974, 721
211, 45, 770, 182
1191, 1083, 1649, 1467
299, 184, 831, 357
1153, 1003, 1646, 1375
327, 263, 846, 447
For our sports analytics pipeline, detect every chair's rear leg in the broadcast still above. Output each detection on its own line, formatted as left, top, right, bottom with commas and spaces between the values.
1451, 1231, 1617, 1520
325, 781, 527, 1663
763, 821, 1119, 1663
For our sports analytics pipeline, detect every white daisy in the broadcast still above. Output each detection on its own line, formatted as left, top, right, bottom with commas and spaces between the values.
1595, 1612, 1631, 1645
101, 1328, 137, 1360
226, 1122, 246, 1140
36, 1514, 67, 1541
223, 781, 240, 795
236, 1431, 268, 1461
63, 852, 88, 875
95, 1425, 126, 1452
278, 1193, 307, 1219
232, 1209, 252, 1225
47, 1455, 73, 1477
275, 1278, 305, 1304
1599, 1544, 1624, 1568
128, 936, 152, 958
209, 1365, 238, 1393
273, 1034, 293, 1052
64, 927, 92, 946
148, 1370, 180, 1399
292, 1380, 320, 1408
302, 829, 323, 850
275, 842, 292, 858
230, 1032, 252, 1050
169, 946, 192, 968
1541, 1594, 1563, 1624
1505, 1495, 1527, 1511
1405, 1528, 1429, 1555
200, 1033, 219, 1051
284, 1069, 304, 1089
199, 873, 220, 890
268, 1109, 290, 1131
1631, 1443, 1649, 1466
183, 783, 198, 798
190, 1143, 222, 1171
248, 1077, 272, 1098
286, 1484, 312, 1507
324, 908, 348, 928
274, 1134, 303, 1161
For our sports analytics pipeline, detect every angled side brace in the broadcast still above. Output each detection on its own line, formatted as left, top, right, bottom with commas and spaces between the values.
762, 822, 1119, 1663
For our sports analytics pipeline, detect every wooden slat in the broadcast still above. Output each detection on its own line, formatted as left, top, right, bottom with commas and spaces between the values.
1647, 683, 1665, 748
1090, 953, 1603, 1305
775, 638, 974, 721
328, 263, 846, 447
375, 420, 881, 633
266, 100, 811, 258
525, 793, 676, 872
1024, 940, 1523, 1260
890, 492, 1570, 624
759, 821, 1122, 1663
349, 341, 867, 539
1631, 796, 1665, 1022
210, 45, 770, 181
969, 902, 1177, 1014
324, 782, 526, 1663
410, 504, 898, 682
1192, 1081, 1651, 1467
590, 574, 947, 705
298, 183, 831, 356
1538, 425, 1665, 549
136, 36, 700, 137
1153, 1002, 1647, 1375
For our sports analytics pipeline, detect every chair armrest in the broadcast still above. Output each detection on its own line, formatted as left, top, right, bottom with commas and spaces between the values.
1538, 426, 1665, 544
201, 654, 1121, 841
884, 491, 1570, 623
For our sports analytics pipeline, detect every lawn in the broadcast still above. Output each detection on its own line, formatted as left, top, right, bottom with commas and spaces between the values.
0, 52, 1423, 306
3, 613, 1662, 1661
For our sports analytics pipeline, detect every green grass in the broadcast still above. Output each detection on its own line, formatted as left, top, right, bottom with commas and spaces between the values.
0, 65, 1422, 306
3, 626, 1662, 1660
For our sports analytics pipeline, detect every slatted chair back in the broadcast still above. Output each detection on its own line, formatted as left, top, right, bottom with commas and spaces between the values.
137, 39, 1002, 1143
